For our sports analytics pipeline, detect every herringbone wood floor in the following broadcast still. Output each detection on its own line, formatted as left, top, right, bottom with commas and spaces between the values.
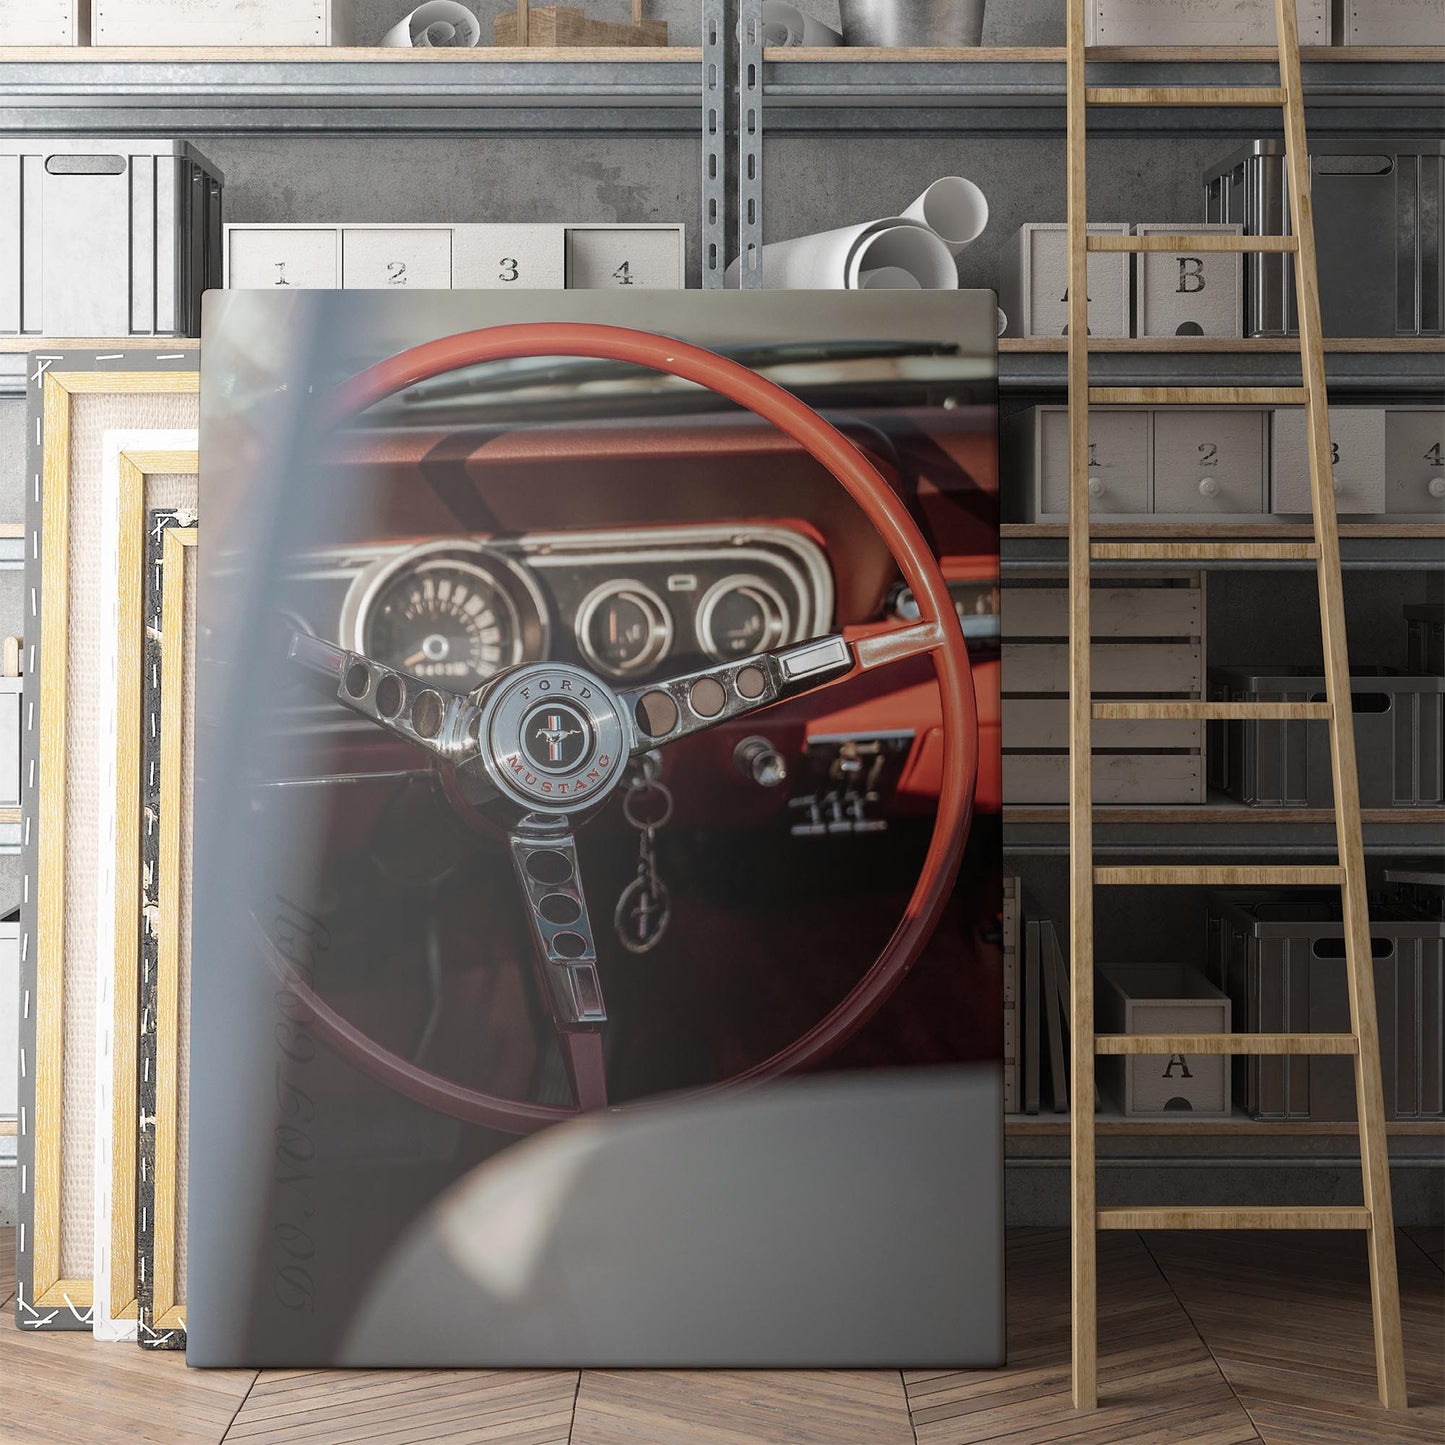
2, 1225, 1440, 1444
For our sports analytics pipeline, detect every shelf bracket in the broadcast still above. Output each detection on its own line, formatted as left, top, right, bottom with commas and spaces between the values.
701, 0, 727, 289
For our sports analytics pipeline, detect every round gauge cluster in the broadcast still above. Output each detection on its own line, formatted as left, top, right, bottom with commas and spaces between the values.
696, 576, 789, 663
575, 580, 673, 678
345, 543, 549, 693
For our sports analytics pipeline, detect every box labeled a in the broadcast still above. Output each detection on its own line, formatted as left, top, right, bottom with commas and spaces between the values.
1135, 223, 1243, 338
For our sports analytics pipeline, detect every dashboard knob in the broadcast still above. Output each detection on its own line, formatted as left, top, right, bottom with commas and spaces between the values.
1197, 476, 1219, 498
734, 736, 788, 789
1429, 476, 1445, 500
1087, 475, 1105, 498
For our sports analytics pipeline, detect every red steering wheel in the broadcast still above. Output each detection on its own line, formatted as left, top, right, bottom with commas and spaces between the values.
280, 322, 979, 1134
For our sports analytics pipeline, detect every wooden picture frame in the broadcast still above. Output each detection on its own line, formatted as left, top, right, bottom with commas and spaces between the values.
92, 436, 199, 1342
15, 352, 199, 1332
137, 512, 198, 1349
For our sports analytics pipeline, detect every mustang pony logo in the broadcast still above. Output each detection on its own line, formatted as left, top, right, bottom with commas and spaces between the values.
536, 713, 581, 764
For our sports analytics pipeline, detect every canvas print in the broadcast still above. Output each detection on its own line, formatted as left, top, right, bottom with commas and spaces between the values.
188, 289, 1003, 1368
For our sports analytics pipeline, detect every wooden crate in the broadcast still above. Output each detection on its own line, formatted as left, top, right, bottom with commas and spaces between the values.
93, 0, 351, 44
1134, 223, 1243, 340
0, 0, 86, 42
1332, 0, 1443, 44
493, 4, 668, 46
1002, 575, 1206, 806
1003, 871, 1020, 1113
1087, 0, 1329, 44
997, 223, 1130, 339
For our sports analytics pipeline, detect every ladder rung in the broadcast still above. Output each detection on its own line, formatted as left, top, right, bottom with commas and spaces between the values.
1097, 1206, 1370, 1231
1094, 866, 1345, 886
1089, 387, 1309, 405
1086, 86, 1287, 107
1091, 541, 1321, 562
1087, 234, 1297, 253
1093, 701, 1331, 721
1095, 1033, 1358, 1056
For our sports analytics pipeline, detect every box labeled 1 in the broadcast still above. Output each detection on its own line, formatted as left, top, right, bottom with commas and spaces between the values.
1271, 407, 1386, 516
226, 226, 339, 289
1134, 222, 1243, 338
997, 224, 1130, 338
452, 225, 565, 290
565, 225, 685, 290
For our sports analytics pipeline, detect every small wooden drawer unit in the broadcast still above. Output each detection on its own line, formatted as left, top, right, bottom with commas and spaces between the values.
1006, 407, 1149, 522
997, 223, 1131, 339
225, 223, 685, 292
1002, 574, 1205, 806
93, 0, 352, 44
1384, 407, 1445, 514
1152, 408, 1267, 517
1271, 407, 1387, 516
1098, 966, 1232, 1119
1087, 0, 1329, 44
1134, 223, 1244, 339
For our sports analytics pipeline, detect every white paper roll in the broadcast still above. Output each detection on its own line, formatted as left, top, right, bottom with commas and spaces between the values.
902, 176, 989, 255
997, 306, 1008, 336
725, 217, 957, 290
382, 1, 481, 47
858, 266, 923, 289
761, 2, 844, 46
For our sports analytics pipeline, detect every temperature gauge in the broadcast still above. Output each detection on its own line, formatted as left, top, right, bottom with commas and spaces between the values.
697, 575, 788, 662
575, 580, 673, 678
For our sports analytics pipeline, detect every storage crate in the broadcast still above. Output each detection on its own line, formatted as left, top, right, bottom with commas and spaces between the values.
224, 222, 683, 292
1208, 664, 1444, 807
1406, 603, 1444, 675
0, 0, 86, 42
1204, 139, 1444, 338
1134, 222, 1243, 339
1208, 891, 1444, 1120
1, 139, 223, 338
1088, 0, 1329, 44
1098, 966, 1232, 1118
1003, 871, 1020, 1113
93, 0, 350, 44
1332, 0, 1444, 44
1002, 575, 1205, 805
997, 223, 1130, 339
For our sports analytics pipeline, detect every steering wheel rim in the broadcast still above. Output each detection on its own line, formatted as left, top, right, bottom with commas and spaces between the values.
278, 321, 979, 1132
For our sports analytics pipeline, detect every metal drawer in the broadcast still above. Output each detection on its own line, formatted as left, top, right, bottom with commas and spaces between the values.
1271, 407, 1387, 516
341, 228, 452, 290
1152, 408, 1266, 515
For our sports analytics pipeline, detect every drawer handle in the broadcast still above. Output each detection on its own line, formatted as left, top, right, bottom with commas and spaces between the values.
1429, 477, 1445, 500
1197, 476, 1219, 498
1087, 475, 1105, 498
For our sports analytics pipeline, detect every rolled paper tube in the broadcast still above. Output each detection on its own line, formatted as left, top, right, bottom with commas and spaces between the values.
761, 2, 844, 45
845, 223, 958, 290
382, 1, 481, 47
998, 307, 1008, 336
858, 267, 923, 289
902, 176, 990, 255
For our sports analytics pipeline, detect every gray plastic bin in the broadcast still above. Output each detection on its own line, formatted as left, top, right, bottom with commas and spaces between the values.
1406, 603, 1444, 676
1204, 139, 1444, 338
1208, 891, 1444, 1121
1208, 665, 1444, 808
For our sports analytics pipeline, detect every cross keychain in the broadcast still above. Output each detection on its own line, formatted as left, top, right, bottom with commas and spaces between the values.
614, 751, 673, 954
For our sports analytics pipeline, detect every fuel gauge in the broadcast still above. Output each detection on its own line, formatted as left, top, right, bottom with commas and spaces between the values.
697, 575, 788, 662
575, 580, 673, 678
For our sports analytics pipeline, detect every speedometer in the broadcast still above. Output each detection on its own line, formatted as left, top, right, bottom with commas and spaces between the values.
345, 542, 549, 693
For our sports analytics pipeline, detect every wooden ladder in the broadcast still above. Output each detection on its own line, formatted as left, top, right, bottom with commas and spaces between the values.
1064, 0, 1407, 1412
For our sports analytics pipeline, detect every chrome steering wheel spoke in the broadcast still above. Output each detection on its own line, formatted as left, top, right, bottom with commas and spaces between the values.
509, 818, 609, 1112
287, 632, 499, 806
618, 634, 855, 754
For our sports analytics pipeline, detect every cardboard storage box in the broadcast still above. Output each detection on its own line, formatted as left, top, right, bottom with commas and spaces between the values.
1205, 139, 1445, 338
1088, 0, 1329, 43
997, 223, 1131, 339
0, 0, 86, 42
1209, 892, 1445, 1120
1, 139, 223, 337
93, 0, 351, 44
1332, 0, 1444, 43
1271, 406, 1387, 515
1209, 664, 1444, 807
1098, 966, 1232, 1119
1134, 222, 1243, 339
